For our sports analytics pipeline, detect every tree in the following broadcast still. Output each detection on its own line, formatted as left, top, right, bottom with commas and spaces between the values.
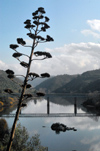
0, 123, 47, 151
0, 119, 9, 142
5, 7, 53, 151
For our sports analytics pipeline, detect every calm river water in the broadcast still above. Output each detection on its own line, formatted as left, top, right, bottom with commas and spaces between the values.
1, 95, 100, 151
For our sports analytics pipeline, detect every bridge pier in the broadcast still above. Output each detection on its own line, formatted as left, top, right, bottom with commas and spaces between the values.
47, 97, 50, 114
74, 97, 77, 116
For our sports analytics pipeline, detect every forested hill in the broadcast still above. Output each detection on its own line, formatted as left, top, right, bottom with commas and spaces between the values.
55, 69, 100, 93
0, 70, 22, 93
35, 74, 77, 93
35, 69, 100, 93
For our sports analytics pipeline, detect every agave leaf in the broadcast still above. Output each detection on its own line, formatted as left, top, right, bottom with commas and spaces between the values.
5, 69, 14, 75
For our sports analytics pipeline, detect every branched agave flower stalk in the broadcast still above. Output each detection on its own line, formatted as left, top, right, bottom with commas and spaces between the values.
5, 7, 54, 151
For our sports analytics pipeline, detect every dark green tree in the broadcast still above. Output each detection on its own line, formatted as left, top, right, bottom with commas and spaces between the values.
0, 119, 9, 142
5, 7, 53, 151
0, 123, 47, 151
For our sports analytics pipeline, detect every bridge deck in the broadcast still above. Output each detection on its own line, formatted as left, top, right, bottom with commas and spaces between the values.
0, 113, 98, 118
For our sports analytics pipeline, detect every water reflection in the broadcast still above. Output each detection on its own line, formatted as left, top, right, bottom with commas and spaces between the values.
1, 95, 100, 151
51, 122, 77, 134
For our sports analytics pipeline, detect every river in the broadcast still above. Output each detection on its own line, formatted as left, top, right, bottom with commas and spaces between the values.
1, 94, 100, 151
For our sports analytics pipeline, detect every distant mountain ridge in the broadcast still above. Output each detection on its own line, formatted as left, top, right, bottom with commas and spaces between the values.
35, 69, 100, 93
35, 74, 77, 93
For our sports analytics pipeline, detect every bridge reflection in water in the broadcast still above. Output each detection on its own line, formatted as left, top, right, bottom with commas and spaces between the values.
0, 95, 99, 118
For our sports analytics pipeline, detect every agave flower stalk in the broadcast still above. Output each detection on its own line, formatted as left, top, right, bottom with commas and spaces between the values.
6, 7, 54, 151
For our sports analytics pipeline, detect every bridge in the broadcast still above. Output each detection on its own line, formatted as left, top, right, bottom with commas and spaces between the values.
1, 113, 99, 118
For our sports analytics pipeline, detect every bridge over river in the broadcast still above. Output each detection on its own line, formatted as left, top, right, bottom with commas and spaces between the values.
1, 113, 99, 118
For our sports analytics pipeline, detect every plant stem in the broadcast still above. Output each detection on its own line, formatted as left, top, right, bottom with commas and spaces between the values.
6, 22, 39, 151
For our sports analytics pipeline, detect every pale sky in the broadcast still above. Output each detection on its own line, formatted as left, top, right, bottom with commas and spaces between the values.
1, 0, 100, 75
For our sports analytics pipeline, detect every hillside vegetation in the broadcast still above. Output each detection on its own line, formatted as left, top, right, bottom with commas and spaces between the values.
35, 69, 100, 93
35, 74, 77, 93
0, 70, 36, 110
0, 70, 22, 109
0, 70, 22, 93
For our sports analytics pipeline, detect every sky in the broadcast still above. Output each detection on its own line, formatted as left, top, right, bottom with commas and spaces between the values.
1, 0, 100, 76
